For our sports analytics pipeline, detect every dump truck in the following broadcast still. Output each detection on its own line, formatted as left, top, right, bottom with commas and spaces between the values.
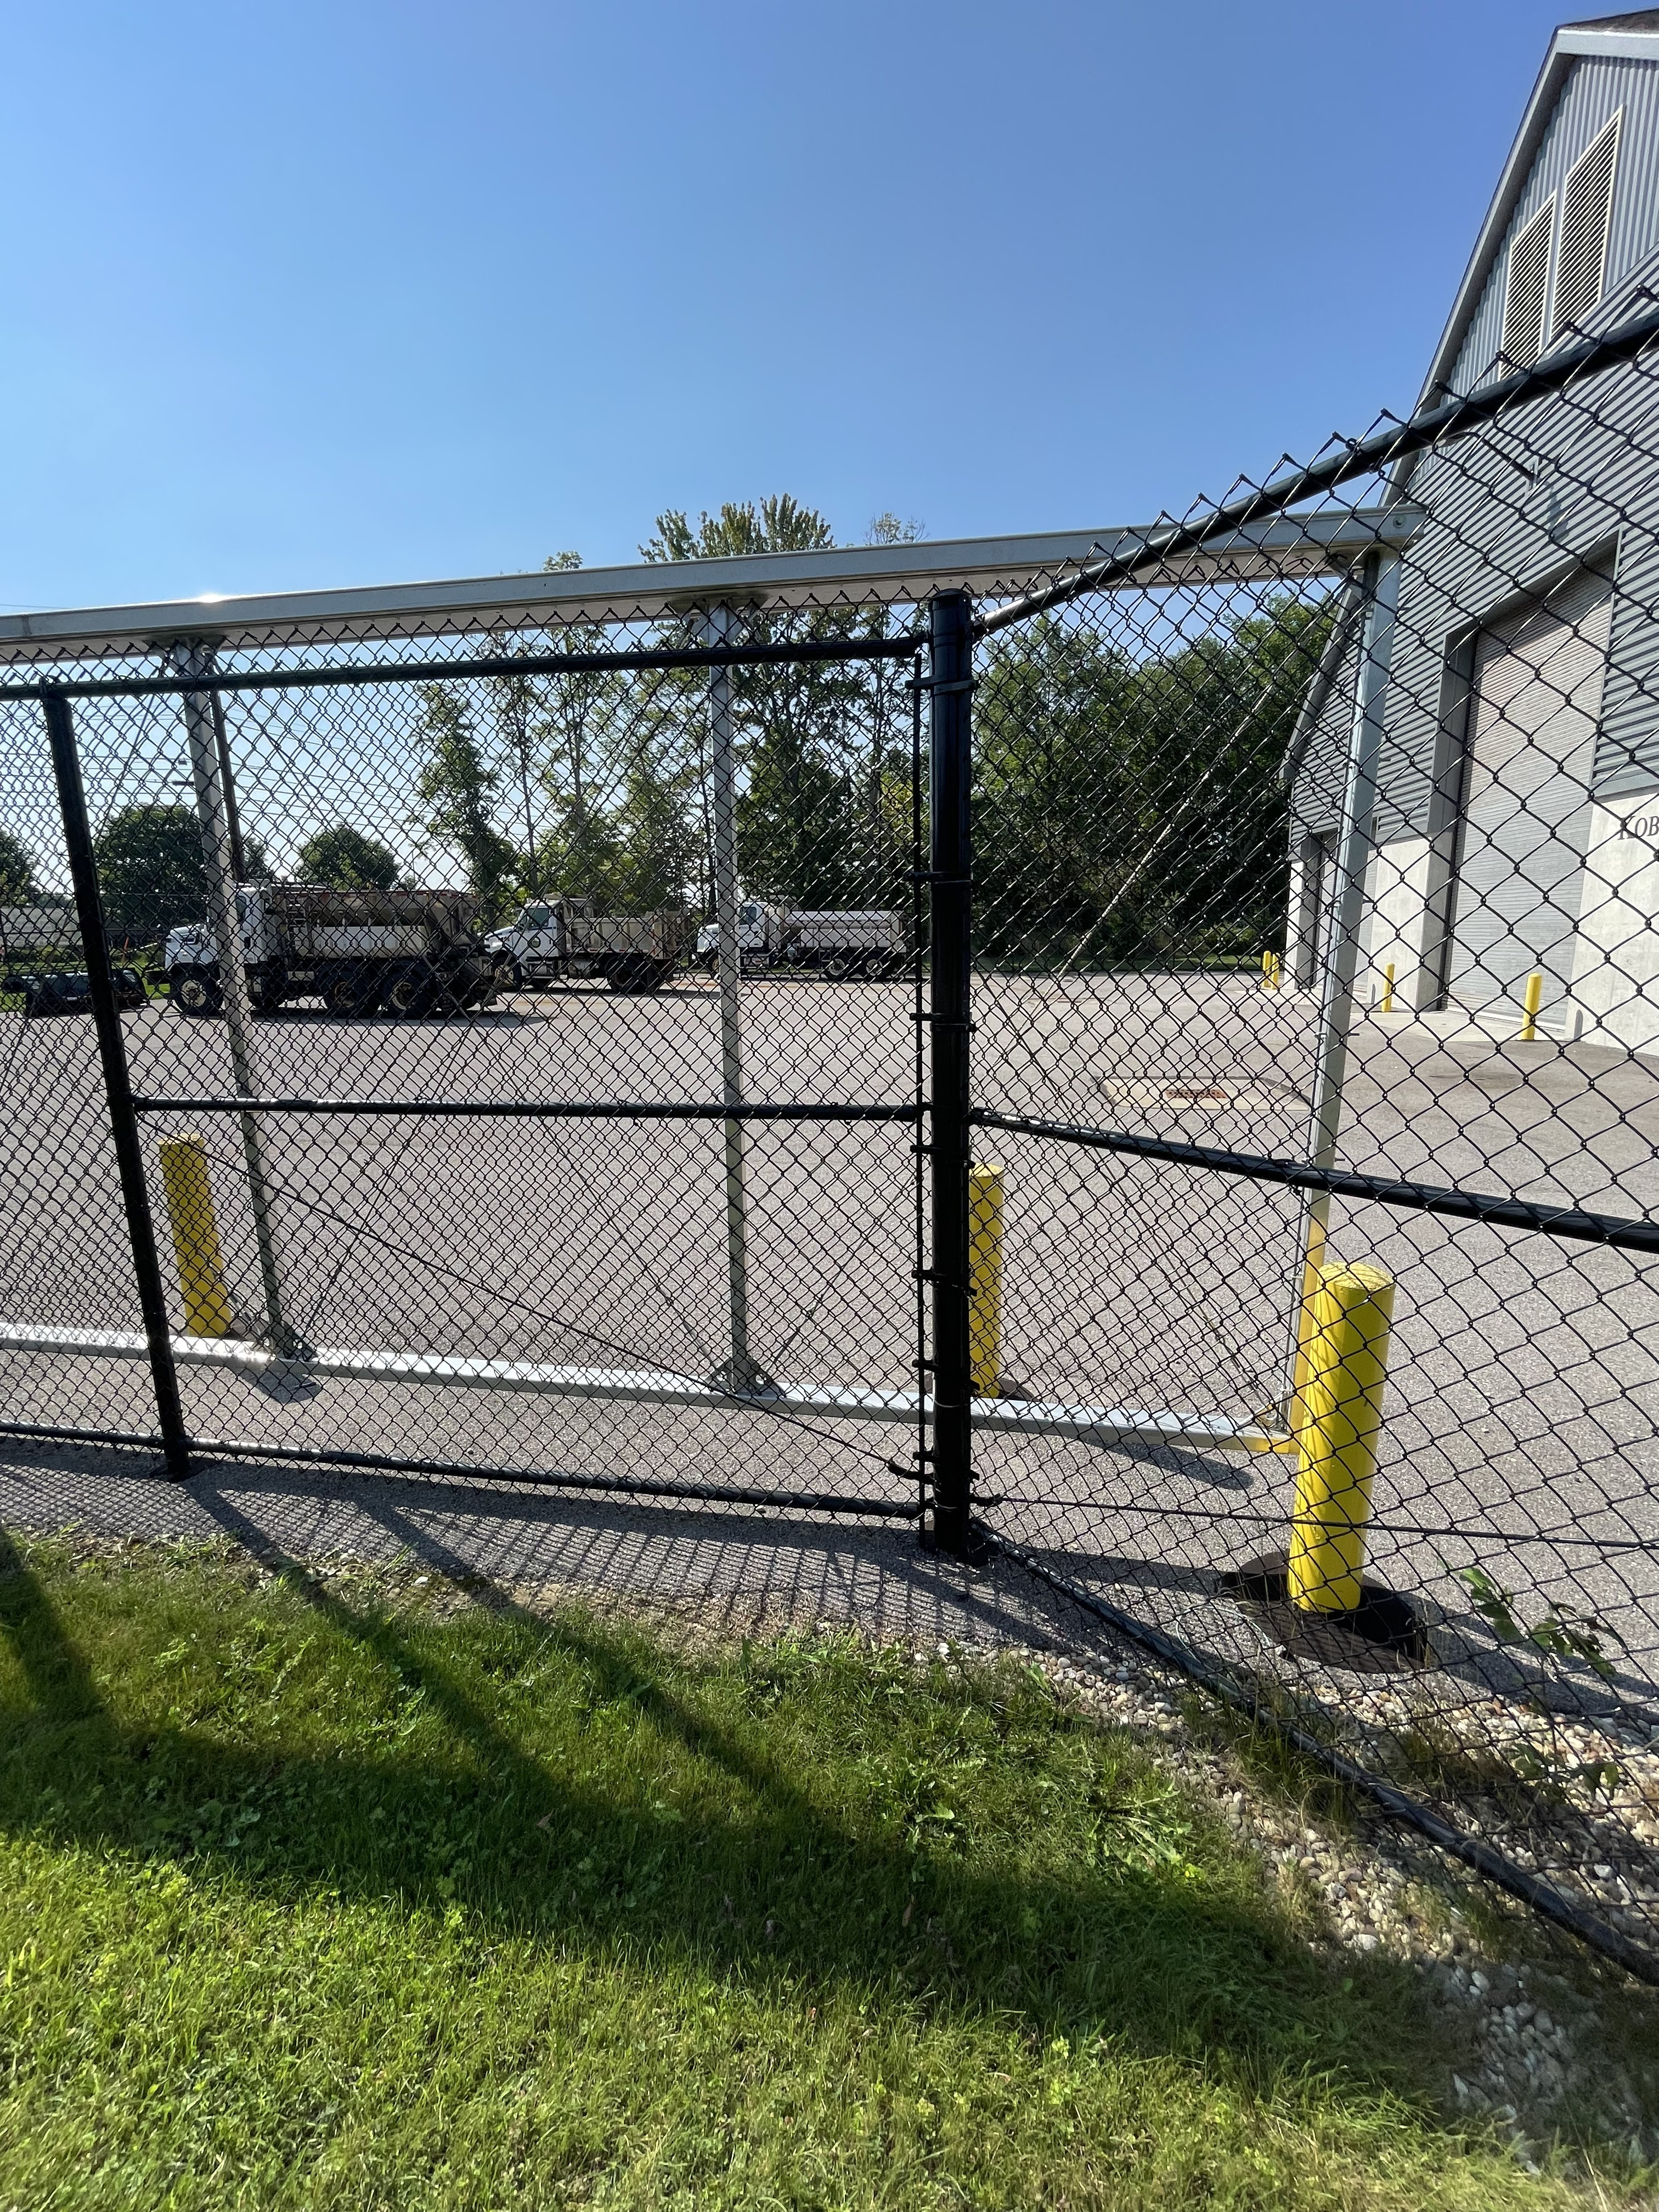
487, 897, 685, 993
165, 884, 499, 1017
694, 901, 907, 979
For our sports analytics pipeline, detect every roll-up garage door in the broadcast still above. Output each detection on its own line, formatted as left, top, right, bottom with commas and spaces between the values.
1445, 563, 1612, 1014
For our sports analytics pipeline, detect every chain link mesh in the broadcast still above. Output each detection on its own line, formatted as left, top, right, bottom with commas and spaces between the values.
968, 304, 1659, 1976
0, 596, 935, 1520
1, 308, 1658, 1972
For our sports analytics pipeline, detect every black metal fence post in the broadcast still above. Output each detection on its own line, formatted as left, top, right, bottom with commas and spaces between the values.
927, 590, 985, 1564
44, 690, 191, 1477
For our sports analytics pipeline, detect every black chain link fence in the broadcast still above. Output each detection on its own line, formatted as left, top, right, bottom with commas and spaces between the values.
968, 299, 1659, 1983
0, 302, 1657, 1978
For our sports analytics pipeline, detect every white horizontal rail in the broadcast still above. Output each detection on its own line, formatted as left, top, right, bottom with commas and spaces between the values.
0, 1321, 1282, 1454
0, 509, 1424, 661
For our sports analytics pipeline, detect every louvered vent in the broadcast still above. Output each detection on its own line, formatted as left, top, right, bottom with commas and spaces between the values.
1501, 199, 1554, 368
1552, 110, 1622, 340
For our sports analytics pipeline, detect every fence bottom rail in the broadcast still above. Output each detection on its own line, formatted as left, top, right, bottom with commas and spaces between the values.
0, 1420, 925, 1519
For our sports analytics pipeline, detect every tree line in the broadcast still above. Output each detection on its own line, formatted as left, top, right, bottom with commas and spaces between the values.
973, 597, 1330, 967
4, 501, 1329, 970
402, 499, 923, 930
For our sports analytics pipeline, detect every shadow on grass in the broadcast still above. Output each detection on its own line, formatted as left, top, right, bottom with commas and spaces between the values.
0, 1516, 1448, 2106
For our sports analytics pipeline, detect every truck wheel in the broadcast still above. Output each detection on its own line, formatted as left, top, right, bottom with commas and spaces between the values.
385, 962, 437, 1018
427, 971, 471, 1018
639, 960, 672, 993
606, 959, 642, 993
495, 956, 524, 990
246, 974, 284, 1013
823, 952, 855, 981
324, 967, 381, 1017
170, 968, 222, 1016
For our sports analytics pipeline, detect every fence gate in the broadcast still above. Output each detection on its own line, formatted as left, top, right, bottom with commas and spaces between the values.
0, 586, 939, 1528
1, 307, 1658, 1978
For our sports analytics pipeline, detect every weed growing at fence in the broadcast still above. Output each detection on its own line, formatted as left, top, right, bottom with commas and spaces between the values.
0, 1533, 1646, 2209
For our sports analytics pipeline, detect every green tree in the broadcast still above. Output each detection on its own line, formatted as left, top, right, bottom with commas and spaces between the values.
865, 511, 923, 547
0, 830, 36, 904
527, 539, 699, 912
413, 685, 517, 916
534, 642, 632, 904
471, 565, 587, 903
639, 494, 835, 566
972, 597, 1332, 969
849, 514, 926, 916
295, 823, 399, 889
485, 664, 545, 898
642, 498, 868, 911
93, 805, 269, 939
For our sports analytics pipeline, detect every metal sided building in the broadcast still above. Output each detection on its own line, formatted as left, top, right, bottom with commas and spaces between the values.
1286, 9, 1659, 1048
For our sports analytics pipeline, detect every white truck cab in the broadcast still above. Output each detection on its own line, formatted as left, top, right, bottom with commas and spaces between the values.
694, 901, 780, 969
489, 900, 563, 978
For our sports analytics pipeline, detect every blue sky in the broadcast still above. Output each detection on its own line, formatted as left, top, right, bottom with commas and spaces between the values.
0, 0, 1582, 611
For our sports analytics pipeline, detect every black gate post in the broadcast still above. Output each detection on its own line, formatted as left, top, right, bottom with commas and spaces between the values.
927, 591, 986, 1564
44, 691, 191, 1477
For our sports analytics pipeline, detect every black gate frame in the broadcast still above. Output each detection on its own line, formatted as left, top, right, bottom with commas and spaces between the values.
18, 623, 946, 1530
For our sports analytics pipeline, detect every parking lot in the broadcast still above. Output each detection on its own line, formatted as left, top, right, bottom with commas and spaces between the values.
0, 964, 1655, 1706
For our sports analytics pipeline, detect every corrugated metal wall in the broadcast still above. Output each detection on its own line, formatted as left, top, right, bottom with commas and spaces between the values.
1290, 50, 1659, 849
1449, 54, 1659, 397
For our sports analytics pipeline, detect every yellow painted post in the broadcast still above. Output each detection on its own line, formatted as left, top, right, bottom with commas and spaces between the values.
158, 1134, 235, 1338
1288, 1262, 1395, 1613
1380, 961, 1395, 1013
1520, 969, 1543, 1042
967, 1159, 1003, 1397
1287, 1239, 1334, 1444
1260, 951, 1282, 992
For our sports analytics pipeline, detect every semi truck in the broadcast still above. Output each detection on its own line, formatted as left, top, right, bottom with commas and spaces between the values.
694, 902, 907, 979
165, 884, 499, 1017
486, 897, 685, 993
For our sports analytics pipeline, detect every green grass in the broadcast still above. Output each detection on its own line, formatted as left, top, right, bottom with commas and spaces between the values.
0, 1533, 1644, 2209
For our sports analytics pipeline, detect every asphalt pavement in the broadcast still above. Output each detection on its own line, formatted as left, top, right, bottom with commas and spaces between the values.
0, 967, 1652, 1723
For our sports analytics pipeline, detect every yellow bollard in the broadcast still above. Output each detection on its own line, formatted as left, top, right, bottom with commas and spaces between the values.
1380, 961, 1395, 1014
1288, 1262, 1395, 1613
1286, 1237, 1335, 1447
1260, 950, 1282, 993
159, 1135, 235, 1338
1520, 969, 1543, 1042
968, 1159, 1003, 1397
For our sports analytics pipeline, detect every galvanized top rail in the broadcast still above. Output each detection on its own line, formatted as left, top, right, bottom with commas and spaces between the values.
0, 512, 1419, 669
